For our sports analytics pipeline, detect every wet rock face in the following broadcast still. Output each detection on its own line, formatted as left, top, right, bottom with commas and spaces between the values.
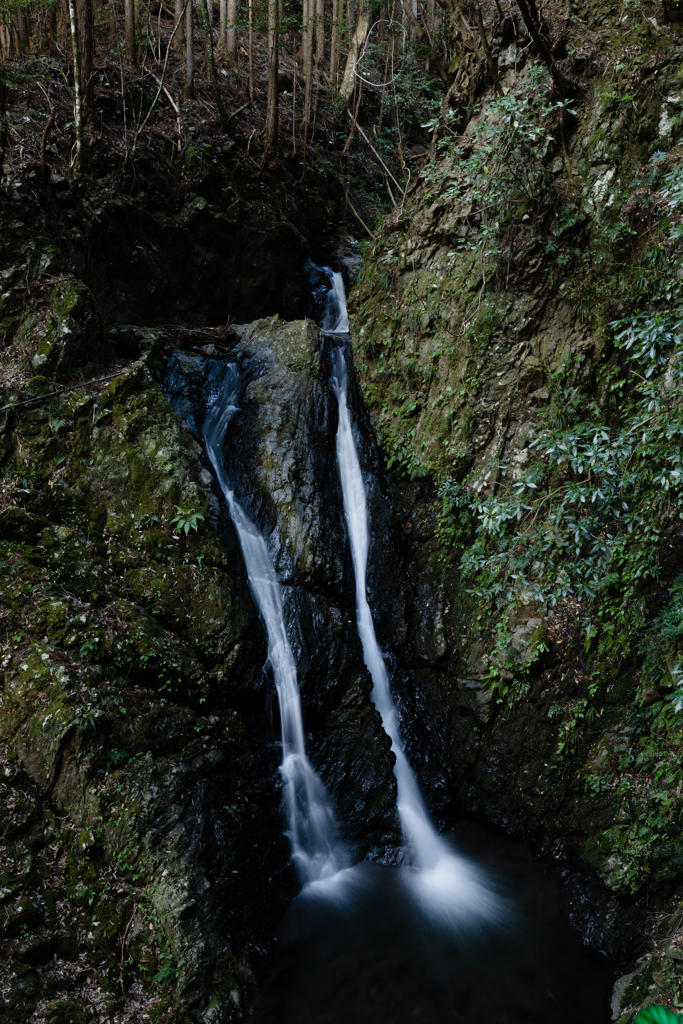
163, 317, 400, 851
0, 360, 297, 1022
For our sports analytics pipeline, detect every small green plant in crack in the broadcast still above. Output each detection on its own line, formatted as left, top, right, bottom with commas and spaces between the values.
170, 506, 204, 535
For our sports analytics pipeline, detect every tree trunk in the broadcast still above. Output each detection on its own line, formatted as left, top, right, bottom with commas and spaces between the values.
329, 0, 340, 90
315, 0, 324, 73
227, 0, 237, 56
338, 10, 368, 106
199, 0, 228, 117
16, 8, 29, 52
263, 0, 278, 160
124, 0, 136, 62
248, 0, 253, 97
471, 0, 503, 96
77, 0, 94, 117
219, 0, 226, 49
134, 0, 141, 60
173, 0, 186, 50
183, 0, 194, 98
302, 0, 314, 128
47, 5, 57, 53
302, 0, 312, 73
67, 0, 84, 175
397, 0, 450, 87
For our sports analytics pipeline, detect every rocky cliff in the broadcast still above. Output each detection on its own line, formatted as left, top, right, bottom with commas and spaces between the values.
350, 0, 683, 1013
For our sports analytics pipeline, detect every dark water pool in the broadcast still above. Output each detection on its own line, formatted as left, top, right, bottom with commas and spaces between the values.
250, 820, 616, 1024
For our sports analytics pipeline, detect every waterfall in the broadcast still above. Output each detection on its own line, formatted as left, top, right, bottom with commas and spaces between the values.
322, 271, 350, 334
306, 258, 350, 334
203, 365, 347, 885
332, 349, 500, 924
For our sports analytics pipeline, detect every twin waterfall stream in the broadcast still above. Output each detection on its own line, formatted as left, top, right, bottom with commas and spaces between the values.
203, 305, 495, 924
198, 269, 613, 1023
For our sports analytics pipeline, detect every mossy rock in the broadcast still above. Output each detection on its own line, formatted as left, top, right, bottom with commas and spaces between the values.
15, 280, 114, 382
38, 999, 87, 1024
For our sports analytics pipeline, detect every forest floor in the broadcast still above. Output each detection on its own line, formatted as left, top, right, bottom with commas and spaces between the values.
1, 12, 439, 244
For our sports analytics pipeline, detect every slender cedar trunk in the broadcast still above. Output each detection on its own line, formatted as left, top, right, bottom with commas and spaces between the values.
11, 19, 22, 57
183, 0, 194, 97
263, 0, 278, 160
377, 9, 392, 132
124, 0, 136, 62
11, 17, 21, 55
299, 0, 314, 176
397, 0, 450, 87
219, 0, 226, 49
16, 8, 29, 51
291, 61, 296, 154
302, 0, 311, 72
77, 0, 94, 117
248, 0, 253, 97
173, 0, 186, 49
134, 0, 142, 60
338, 10, 368, 105
199, 0, 228, 117
207, 0, 214, 32
218, 0, 226, 47
315, 0, 324, 74
67, 0, 84, 175
226, 0, 237, 56
471, 0, 502, 96
47, 5, 57, 53
329, 0, 340, 90
302, 0, 313, 125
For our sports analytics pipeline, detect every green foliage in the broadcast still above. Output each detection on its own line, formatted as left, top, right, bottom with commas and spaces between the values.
385, 433, 429, 479
423, 67, 572, 220
105, 748, 130, 771
436, 311, 683, 664
170, 505, 204, 535
152, 960, 179, 989
635, 1006, 682, 1024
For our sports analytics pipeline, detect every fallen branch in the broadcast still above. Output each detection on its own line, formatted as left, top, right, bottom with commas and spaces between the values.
226, 99, 251, 122
349, 112, 404, 199
40, 110, 56, 184
345, 190, 376, 241
0, 370, 129, 414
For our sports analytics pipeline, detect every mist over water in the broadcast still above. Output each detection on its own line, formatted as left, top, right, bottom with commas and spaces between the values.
203, 366, 347, 885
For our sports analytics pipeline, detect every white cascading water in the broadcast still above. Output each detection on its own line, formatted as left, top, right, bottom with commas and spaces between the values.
321, 270, 350, 334
203, 365, 346, 886
332, 347, 500, 925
